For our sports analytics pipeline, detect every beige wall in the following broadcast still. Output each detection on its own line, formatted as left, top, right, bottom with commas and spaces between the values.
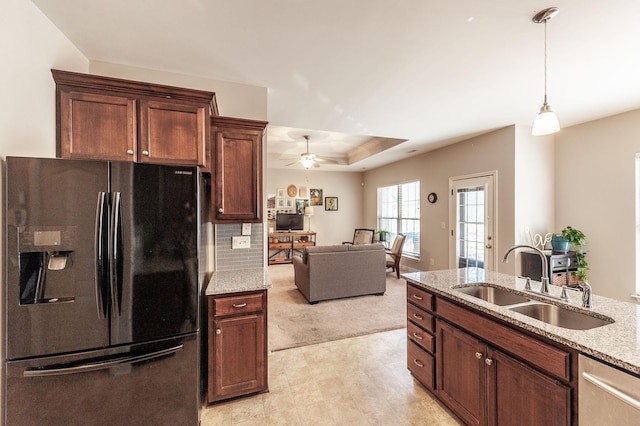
514, 126, 555, 247
0, 0, 89, 159
265, 168, 365, 245
363, 126, 518, 275
555, 109, 640, 301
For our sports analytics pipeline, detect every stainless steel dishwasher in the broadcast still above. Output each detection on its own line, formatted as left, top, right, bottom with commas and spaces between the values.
579, 354, 640, 425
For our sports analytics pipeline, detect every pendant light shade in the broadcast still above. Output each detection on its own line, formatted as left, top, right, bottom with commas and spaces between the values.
532, 96, 560, 136
532, 7, 560, 136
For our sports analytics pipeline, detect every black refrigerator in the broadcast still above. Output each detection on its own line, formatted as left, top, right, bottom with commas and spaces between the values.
3, 157, 200, 426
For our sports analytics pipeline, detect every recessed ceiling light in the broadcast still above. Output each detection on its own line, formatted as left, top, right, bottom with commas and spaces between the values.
467, 16, 475, 22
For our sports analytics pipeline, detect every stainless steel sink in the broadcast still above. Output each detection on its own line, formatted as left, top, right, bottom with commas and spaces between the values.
454, 284, 531, 306
508, 303, 614, 330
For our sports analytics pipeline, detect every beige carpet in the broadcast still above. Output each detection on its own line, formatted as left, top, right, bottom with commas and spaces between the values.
267, 263, 407, 351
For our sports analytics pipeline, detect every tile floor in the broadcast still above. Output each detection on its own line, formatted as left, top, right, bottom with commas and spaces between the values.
201, 328, 461, 425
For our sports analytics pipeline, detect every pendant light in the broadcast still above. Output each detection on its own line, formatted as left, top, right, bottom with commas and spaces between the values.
532, 7, 560, 136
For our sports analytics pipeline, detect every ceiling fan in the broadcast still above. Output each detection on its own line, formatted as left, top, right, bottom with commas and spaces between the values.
285, 135, 339, 169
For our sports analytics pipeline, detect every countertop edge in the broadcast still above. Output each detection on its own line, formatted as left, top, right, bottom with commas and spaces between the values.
205, 268, 272, 296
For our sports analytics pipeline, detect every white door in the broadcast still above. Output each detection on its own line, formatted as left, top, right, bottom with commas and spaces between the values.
449, 173, 496, 270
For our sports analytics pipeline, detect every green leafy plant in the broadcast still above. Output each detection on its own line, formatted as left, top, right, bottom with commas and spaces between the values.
377, 230, 389, 241
559, 226, 589, 281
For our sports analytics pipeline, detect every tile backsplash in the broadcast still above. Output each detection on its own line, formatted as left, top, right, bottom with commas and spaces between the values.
215, 223, 264, 271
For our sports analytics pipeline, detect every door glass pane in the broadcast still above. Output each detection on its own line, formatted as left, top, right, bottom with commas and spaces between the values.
457, 186, 485, 269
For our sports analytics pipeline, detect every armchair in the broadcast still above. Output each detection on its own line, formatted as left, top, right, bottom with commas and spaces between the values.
342, 228, 375, 245
385, 234, 406, 278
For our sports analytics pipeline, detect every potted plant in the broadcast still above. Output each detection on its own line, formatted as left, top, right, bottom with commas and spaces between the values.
557, 226, 589, 281
377, 230, 389, 242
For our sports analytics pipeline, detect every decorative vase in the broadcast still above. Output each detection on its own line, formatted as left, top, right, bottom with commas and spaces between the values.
551, 236, 570, 253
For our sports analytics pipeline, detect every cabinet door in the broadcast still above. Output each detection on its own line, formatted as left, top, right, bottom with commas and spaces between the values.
139, 99, 207, 166
436, 320, 486, 426
487, 348, 571, 426
58, 90, 137, 161
209, 314, 266, 402
212, 129, 262, 222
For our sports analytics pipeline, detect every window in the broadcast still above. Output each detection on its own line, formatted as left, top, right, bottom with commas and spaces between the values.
377, 181, 420, 257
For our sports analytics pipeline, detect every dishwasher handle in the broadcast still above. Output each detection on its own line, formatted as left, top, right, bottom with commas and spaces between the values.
582, 371, 640, 411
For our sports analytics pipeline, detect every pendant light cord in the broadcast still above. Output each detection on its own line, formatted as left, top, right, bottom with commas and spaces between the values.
543, 19, 548, 103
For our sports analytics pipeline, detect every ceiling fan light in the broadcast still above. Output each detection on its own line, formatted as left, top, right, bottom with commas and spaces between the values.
299, 157, 315, 169
532, 102, 560, 136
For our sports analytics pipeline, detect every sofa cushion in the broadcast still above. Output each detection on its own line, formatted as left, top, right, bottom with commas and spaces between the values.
303, 244, 349, 263
306, 244, 350, 253
348, 243, 385, 252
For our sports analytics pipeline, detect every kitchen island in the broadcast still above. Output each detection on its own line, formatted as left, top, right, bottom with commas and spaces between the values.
403, 267, 640, 425
403, 267, 640, 374
204, 268, 272, 403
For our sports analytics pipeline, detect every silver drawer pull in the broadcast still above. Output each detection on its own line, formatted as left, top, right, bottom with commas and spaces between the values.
412, 332, 423, 340
412, 294, 423, 300
413, 313, 424, 320
475, 352, 483, 360
413, 359, 424, 368
232, 303, 247, 308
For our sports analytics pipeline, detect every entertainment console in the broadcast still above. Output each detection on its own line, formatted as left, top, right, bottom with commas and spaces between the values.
268, 231, 316, 265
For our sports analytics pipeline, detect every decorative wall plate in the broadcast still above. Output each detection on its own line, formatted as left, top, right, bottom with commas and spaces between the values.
287, 184, 298, 197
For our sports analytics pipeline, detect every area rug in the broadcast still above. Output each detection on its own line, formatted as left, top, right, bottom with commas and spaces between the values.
267, 264, 407, 351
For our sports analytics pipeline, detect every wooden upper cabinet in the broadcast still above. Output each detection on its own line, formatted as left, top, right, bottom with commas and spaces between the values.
139, 99, 208, 166
52, 69, 217, 167
210, 116, 267, 223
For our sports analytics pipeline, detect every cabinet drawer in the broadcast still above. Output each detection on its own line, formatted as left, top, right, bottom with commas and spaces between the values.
212, 292, 264, 317
407, 285, 434, 312
407, 303, 434, 333
408, 321, 435, 354
269, 243, 290, 250
408, 340, 435, 390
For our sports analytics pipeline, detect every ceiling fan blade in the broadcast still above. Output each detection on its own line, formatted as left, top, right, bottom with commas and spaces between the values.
285, 160, 299, 166
315, 157, 340, 164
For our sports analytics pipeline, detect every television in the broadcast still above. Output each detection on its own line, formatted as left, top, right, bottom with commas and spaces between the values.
275, 213, 304, 231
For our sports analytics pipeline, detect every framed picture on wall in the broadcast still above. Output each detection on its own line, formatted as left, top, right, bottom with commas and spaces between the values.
298, 186, 308, 198
325, 197, 338, 211
276, 198, 286, 208
296, 198, 309, 215
310, 188, 323, 206
277, 188, 285, 198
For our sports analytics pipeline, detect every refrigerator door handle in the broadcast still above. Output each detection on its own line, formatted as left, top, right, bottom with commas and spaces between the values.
95, 192, 108, 319
23, 344, 184, 378
110, 191, 123, 316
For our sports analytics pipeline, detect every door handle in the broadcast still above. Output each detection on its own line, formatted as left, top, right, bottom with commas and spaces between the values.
485, 244, 492, 249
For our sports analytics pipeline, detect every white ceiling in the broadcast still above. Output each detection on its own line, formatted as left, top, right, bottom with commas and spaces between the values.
32, 0, 640, 171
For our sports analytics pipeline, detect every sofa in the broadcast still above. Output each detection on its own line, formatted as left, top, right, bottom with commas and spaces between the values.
292, 243, 386, 303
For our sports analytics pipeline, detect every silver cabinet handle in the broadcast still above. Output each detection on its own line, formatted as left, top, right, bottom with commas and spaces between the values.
216, 329, 221, 335
232, 303, 247, 308
485, 358, 493, 366
413, 359, 424, 368
412, 294, 423, 300
412, 332, 423, 340
142, 150, 149, 156
413, 313, 424, 320
218, 208, 223, 213
475, 352, 483, 359
582, 372, 640, 411
126, 149, 134, 155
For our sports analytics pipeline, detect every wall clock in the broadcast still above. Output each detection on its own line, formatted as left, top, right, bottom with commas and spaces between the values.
427, 192, 438, 204
287, 184, 298, 197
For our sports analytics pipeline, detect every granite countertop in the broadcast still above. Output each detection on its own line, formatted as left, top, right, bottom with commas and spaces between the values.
403, 268, 640, 375
205, 268, 272, 296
